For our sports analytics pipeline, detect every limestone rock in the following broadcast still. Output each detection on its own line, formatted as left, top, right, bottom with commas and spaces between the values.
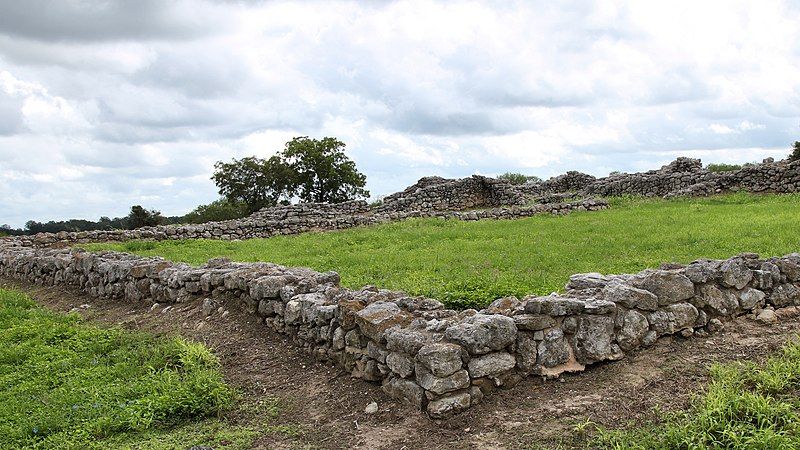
416, 343, 463, 378
696, 285, 739, 315
719, 258, 753, 289
537, 328, 570, 368
444, 314, 517, 355
382, 377, 425, 409
573, 315, 615, 364
666, 302, 699, 330
769, 283, 800, 307
566, 272, 611, 290
384, 326, 430, 355
616, 309, 649, 351
415, 364, 470, 395
386, 352, 415, 378
601, 281, 658, 311
756, 308, 777, 324
523, 295, 585, 316
738, 288, 766, 310
355, 302, 413, 341
467, 352, 516, 378
515, 331, 538, 373
631, 270, 694, 305
512, 314, 556, 331
427, 391, 471, 419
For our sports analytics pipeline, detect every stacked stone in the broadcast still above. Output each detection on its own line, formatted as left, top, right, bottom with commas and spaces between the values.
5, 198, 606, 248
2, 237, 798, 418
584, 157, 706, 197
376, 175, 525, 213
575, 157, 799, 199
518, 171, 598, 197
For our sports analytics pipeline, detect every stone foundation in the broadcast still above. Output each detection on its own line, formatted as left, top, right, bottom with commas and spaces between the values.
2, 238, 797, 418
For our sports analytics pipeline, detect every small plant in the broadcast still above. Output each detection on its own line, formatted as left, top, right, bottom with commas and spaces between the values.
706, 163, 742, 173
497, 172, 542, 185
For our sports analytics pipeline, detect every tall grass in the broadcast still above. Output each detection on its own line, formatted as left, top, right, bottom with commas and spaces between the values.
87, 193, 800, 309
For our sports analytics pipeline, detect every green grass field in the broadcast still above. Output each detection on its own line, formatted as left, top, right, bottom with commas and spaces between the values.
0, 288, 293, 450
87, 193, 800, 309
592, 338, 800, 449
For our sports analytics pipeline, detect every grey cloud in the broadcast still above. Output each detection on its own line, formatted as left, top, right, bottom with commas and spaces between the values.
0, 0, 225, 42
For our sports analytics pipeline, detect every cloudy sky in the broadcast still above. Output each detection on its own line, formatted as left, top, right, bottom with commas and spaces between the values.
1, 0, 799, 227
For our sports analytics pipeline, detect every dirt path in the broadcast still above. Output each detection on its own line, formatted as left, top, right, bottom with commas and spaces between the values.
4, 278, 798, 450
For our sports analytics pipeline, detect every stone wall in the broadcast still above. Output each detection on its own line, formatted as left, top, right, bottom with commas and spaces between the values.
376, 175, 525, 213
2, 238, 797, 418
8, 199, 607, 248
525, 157, 800, 198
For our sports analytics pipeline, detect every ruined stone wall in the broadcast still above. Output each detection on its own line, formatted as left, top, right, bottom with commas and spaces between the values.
525, 157, 800, 198
376, 175, 525, 213
9, 199, 607, 248
2, 238, 797, 418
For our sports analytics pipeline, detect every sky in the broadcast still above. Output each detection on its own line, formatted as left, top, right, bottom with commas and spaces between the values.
1, 0, 799, 228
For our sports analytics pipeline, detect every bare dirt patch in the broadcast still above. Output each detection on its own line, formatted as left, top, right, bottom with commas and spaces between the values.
4, 278, 798, 450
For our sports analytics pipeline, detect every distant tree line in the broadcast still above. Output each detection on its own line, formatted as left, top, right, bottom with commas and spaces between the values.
0, 205, 183, 236
3, 136, 369, 236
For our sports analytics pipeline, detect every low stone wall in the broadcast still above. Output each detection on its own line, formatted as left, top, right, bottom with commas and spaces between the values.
2, 238, 797, 418
7, 199, 608, 248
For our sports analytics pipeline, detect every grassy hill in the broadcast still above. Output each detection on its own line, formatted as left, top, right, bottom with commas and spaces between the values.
88, 193, 800, 309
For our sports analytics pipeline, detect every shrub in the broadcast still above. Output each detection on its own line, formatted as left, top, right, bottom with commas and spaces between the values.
184, 199, 250, 224
791, 141, 800, 161
707, 163, 743, 173
497, 172, 542, 185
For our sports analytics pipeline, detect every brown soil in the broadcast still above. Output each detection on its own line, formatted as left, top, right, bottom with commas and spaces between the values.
4, 277, 799, 450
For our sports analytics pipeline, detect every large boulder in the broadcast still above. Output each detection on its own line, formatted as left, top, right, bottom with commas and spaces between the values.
444, 314, 517, 355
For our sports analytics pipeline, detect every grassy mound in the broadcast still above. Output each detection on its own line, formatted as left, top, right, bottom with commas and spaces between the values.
593, 339, 800, 449
88, 193, 800, 309
0, 288, 237, 449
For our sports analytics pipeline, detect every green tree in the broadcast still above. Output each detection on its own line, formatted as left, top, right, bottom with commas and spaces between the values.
212, 156, 295, 213
790, 141, 800, 161
211, 137, 369, 211
281, 136, 369, 203
184, 199, 250, 224
126, 205, 165, 229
